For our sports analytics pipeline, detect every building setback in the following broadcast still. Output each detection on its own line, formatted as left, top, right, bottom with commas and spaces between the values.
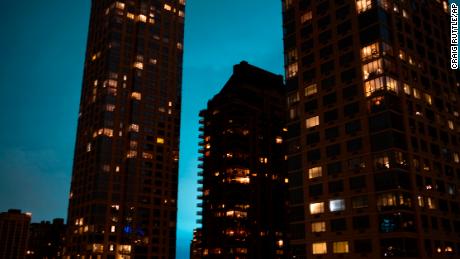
0, 209, 31, 259
282, 0, 460, 258
197, 61, 288, 258
65, 0, 184, 258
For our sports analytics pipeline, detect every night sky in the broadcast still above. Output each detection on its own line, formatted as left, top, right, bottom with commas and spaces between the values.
0, 1, 283, 258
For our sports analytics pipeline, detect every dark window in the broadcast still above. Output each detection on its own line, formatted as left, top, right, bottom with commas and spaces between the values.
337, 20, 351, 35
344, 102, 360, 116
339, 52, 354, 66
350, 176, 366, 190
352, 215, 370, 229
324, 109, 338, 123
306, 132, 320, 145
309, 183, 323, 196
305, 99, 318, 112
345, 120, 361, 134
329, 180, 344, 193
289, 205, 305, 222
289, 188, 304, 205
326, 144, 341, 157
323, 93, 337, 106
325, 126, 339, 140
374, 171, 411, 191
341, 68, 356, 83
347, 138, 363, 152
355, 239, 372, 253
307, 149, 321, 161
288, 154, 302, 171
343, 84, 357, 99
331, 218, 347, 231
327, 161, 342, 175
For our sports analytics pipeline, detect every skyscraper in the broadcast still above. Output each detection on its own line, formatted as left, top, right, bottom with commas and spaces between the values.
0, 209, 31, 259
197, 62, 288, 258
65, 1, 184, 258
282, 0, 460, 258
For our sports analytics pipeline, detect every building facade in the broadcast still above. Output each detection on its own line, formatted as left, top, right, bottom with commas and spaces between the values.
27, 218, 66, 259
0, 209, 31, 259
197, 62, 288, 258
282, 0, 460, 258
66, 0, 184, 258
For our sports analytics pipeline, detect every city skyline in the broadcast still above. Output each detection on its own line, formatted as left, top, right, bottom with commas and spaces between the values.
0, 1, 283, 258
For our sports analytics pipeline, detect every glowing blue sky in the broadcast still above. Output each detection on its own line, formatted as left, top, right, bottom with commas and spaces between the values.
0, 1, 283, 258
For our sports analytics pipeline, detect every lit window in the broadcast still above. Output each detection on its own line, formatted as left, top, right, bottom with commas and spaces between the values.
129, 124, 139, 132
308, 166, 322, 179
361, 42, 380, 61
305, 83, 318, 96
312, 242, 327, 254
94, 128, 114, 137
275, 136, 283, 144
116, 2, 125, 10
287, 92, 300, 105
133, 62, 143, 70
118, 245, 132, 254
311, 221, 326, 232
403, 83, 411, 95
156, 137, 165, 144
356, 0, 372, 13
131, 92, 142, 100
413, 88, 421, 99
92, 244, 104, 253
364, 76, 399, 97
86, 143, 92, 152
333, 241, 349, 253
111, 225, 116, 232
178, 10, 185, 17
164, 4, 172, 11
126, 151, 137, 158
426, 197, 436, 209
310, 202, 325, 214
448, 120, 455, 130
142, 152, 153, 159
424, 93, 432, 105
137, 14, 147, 23
105, 104, 116, 112
300, 11, 313, 23
377, 193, 397, 208
362, 58, 384, 79
127, 13, 135, 20
286, 63, 298, 78
329, 199, 345, 212
306, 116, 319, 128
454, 152, 459, 163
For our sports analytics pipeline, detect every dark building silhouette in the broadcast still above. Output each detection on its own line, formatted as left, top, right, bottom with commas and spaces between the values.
196, 62, 288, 258
26, 218, 66, 259
65, 0, 184, 258
282, 0, 460, 258
0, 209, 31, 259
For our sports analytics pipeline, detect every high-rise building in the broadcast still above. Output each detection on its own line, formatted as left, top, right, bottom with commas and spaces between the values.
65, 1, 184, 258
27, 218, 66, 259
282, 0, 460, 258
0, 209, 31, 259
197, 62, 288, 258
